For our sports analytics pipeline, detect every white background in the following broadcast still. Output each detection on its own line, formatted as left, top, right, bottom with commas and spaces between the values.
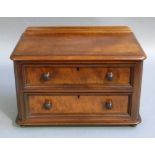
0, 17, 155, 138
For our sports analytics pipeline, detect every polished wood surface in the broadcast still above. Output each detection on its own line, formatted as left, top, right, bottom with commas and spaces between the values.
24, 65, 130, 86
26, 94, 129, 115
10, 26, 146, 126
10, 26, 146, 61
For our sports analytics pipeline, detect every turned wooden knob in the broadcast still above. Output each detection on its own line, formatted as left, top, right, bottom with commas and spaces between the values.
105, 100, 113, 109
106, 72, 114, 81
42, 72, 51, 81
44, 101, 52, 110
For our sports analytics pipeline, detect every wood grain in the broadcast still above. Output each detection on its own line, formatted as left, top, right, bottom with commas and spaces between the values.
10, 26, 146, 126
24, 66, 130, 86
10, 26, 146, 61
26, 94, 129, 115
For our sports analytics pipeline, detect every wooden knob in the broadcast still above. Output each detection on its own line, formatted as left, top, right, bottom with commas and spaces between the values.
44, 101, 52, 110
106, 72, 114, 81
105, 100, 113, 109
42, 72, 51, 81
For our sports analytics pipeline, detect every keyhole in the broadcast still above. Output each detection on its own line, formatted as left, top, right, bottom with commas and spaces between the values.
76, 67, 80, 71
77, 95, 80, 99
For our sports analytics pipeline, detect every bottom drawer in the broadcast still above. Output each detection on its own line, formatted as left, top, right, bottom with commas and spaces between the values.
24, 93, 130, 117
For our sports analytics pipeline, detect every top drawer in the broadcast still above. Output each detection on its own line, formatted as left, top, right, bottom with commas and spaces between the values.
22, 64, 132, 90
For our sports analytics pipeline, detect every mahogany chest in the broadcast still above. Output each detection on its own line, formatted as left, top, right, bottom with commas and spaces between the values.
10, 26, 146, 126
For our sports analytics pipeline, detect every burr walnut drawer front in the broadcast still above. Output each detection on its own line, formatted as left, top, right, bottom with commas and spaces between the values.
24, 94, 130, 116
23, 65, 131, 88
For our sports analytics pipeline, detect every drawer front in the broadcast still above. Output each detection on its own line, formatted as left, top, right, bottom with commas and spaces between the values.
25, 94, 130, 116
23, 65, 131, 87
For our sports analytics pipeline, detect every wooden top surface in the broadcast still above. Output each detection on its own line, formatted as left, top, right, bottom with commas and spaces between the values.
10, 26, 146, 61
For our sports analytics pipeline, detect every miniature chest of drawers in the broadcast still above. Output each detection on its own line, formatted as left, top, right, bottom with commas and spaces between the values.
10, 26, 146, 126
